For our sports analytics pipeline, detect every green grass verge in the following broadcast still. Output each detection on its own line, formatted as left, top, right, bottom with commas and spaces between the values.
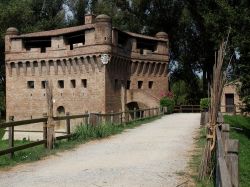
0, 115, 162, 168
224, 115, 250, 187
189, 127, 214, 187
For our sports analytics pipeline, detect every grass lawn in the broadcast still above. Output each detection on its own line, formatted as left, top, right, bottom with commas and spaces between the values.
0, 115, 161, 168
224, 115, 250, 187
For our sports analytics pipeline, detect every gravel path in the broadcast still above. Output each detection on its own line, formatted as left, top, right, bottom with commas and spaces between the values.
0, 113, 200, 187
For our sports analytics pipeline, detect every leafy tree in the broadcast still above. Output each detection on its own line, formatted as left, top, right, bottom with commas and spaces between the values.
172, 80, 188, 105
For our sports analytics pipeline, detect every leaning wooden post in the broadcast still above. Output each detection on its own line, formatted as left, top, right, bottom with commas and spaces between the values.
133, 108, 136, 120
43, 113, 48, 148
66, 112, 70, 141
8, 116, 14, 158
226, 139, 239, 187
46, 80, 55, 150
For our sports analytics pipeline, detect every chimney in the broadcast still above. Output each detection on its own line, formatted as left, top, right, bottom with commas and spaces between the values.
85, 14, 96, 24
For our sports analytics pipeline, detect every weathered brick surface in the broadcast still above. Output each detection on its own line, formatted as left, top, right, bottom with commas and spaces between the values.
5, 14, 169, 127
220, 81, 242, 113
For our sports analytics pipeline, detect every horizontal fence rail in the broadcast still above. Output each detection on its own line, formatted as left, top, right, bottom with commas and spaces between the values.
0, 107, 165, 158
174, 105, 201, 113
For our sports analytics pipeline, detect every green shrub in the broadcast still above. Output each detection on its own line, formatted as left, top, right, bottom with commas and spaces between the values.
160, 97, 175, 113
73, 123, 123, 141
200, 98, 210, 110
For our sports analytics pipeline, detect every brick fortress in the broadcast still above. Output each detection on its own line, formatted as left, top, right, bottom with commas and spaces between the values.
5, 14, 169, 123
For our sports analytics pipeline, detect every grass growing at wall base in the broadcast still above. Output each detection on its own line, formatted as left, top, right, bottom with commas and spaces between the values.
224, 115, 250, 187
0, 115, 162, 168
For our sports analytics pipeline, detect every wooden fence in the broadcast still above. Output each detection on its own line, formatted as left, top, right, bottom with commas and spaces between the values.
0, 107, 165, 158
200, 112, 239, 187
216, 124, 239, 187
174, 105, 201, 113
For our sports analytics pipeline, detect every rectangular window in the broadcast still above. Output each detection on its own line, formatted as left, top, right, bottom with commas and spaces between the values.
41, 47, 46, 53
58, 80, 64, 88
138, 81, 143, 89
41, 81, 46, 89
148, 81, 153, 89
126, 80, 131, 90
27, 81, 34, 89
82, 79, 87, 88
70, 79, 76, 88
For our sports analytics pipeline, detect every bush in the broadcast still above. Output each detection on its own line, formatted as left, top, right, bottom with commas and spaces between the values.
160, 97, 175, 113
200, 98, 210, 111
73, 123, 122, 141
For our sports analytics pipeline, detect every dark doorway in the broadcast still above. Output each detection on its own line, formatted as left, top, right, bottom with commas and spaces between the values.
225, 94, 234, 113
126, 102, 142, 119
56, 106, 65, 129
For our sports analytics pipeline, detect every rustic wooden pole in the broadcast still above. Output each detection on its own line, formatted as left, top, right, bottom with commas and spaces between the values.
140, 110, 142, 119
200, 112, 205, 126
46, 80, 55, 150
120, 112, 123, 125
43, 113, 48, 148
66, 112, 70, 141
8, 116, 14, 158
88, 113, 91, 126
133, 108, 136, 120
85, 111, 88, 126
99, 112, 102, 124
226, 139, 239, 187
111, 110, 114, 124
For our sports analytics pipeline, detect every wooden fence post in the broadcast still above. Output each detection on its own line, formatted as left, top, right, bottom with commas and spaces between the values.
8, 116, 14, 158
43, 113, 48, 148
88, 113, 91, 126
222, 124, 230, 152
99, 112, 102, 125
66, 112, 70, 141
85, 111, 88, 126
111, 111, 114, 125
233, 105, 236, 115
226, 139, 239, 187
120, 112, 123, 125
133, 108, 136, 120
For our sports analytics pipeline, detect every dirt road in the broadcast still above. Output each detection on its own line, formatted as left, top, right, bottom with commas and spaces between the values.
0, 113, 200, 187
